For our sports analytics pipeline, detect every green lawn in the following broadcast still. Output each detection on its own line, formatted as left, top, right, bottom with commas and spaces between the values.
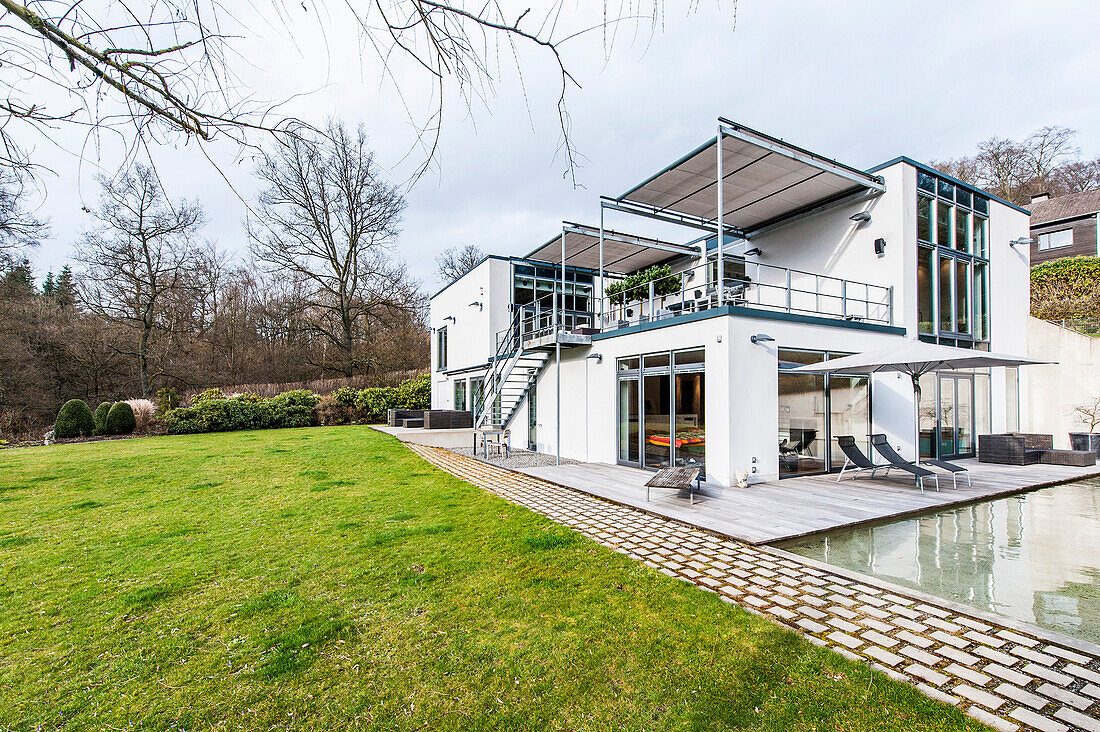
0, 427, 984, 731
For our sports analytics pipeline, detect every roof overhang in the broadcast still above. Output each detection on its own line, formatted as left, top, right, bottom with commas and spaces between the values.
524, 222, 700, 275
615, 119, 886, 236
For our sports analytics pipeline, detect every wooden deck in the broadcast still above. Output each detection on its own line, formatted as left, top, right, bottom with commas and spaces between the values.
517, 459, 1100, 544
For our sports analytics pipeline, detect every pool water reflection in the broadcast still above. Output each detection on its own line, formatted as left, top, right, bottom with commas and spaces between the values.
777, 479, 1100, 644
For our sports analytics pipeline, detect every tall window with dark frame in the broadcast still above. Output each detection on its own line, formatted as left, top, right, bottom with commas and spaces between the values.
916, 170, 990, 346
436, 327, 448, 371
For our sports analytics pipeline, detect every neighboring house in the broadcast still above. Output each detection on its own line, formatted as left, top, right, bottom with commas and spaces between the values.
1028, 189, 1100, 265
429, 119, 1032, 486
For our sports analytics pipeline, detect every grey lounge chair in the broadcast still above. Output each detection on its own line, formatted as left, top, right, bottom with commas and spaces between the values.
870, 434, 939, 494
870, 432, 969, 489
834, 436, 880, 482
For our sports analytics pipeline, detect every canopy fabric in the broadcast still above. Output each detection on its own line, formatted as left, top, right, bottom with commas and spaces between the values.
525, 223, 699, 275
791, 341, 1052, 378
617, 121, 885, 234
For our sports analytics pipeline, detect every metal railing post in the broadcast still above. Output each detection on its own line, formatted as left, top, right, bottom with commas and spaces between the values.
842, 279, 848, 319
785, 268, 792, 313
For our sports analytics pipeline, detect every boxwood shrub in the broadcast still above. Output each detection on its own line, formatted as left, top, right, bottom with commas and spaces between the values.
93, 401, 112, 435
105, 402, 137, 435
54, 399, 95, 439
166, 390, 320, 435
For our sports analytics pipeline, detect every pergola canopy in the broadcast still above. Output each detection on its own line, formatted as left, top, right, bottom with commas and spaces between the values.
525, 222, 699, 275
616, 120, 885, 235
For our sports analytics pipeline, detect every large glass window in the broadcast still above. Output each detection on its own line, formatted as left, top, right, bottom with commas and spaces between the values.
955, 209, 970, 253
936, 198, 952, 246
1005, 367, 1020, 432
618, 378, 639, 463
436, 327, 448, 370
955, 258, 969, 334
917, 172, 988, 345
939, 255, 954, 333
917, 196, 932, 242
918, 245, 934, 334
828, 375, 871, 470
454, 379, 466, 411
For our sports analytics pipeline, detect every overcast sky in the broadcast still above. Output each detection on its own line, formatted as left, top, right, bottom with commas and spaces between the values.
21, 0, 1100, 291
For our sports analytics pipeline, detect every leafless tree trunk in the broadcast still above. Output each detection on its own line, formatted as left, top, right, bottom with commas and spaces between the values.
75, 164, 203, 397
249, 120, 415, 378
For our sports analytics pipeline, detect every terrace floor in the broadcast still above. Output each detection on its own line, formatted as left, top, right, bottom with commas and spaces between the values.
517, 459, 1100, 544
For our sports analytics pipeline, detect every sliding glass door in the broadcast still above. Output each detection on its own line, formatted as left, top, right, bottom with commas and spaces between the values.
778, 349, 871, 478
617, 349, 705, 469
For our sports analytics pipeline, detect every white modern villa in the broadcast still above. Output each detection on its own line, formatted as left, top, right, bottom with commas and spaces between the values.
428, 119, 1033, 487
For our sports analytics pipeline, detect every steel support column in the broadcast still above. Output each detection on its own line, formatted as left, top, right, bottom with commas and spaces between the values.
716, 123, 725, 304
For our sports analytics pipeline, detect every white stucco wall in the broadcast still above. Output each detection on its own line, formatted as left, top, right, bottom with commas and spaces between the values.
1025, 317, 1100, 448
428, 257, 512, 408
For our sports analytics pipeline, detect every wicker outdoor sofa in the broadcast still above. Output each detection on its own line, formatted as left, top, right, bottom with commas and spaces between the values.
977, 433, 1096, 466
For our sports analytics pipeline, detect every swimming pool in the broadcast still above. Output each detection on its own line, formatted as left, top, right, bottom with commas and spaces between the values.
777, 478, 1100, 644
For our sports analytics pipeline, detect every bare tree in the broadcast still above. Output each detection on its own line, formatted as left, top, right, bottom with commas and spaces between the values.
249, 120, 416, 377
0, 1, 696, 181
932, 125, 1100, 205
75, 164, 203, 397
437, 243, 484, 284
1072, 395, 1100, 433
0, 165, 47, 262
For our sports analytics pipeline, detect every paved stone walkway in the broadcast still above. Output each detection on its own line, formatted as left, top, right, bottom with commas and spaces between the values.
407, 444, 1100, 732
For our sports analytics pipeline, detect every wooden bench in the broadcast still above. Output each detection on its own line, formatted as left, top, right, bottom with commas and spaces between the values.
645, 465, 704, 504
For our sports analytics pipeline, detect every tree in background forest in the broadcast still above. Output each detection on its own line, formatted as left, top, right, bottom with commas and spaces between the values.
249, 120, 417, 378
437, 244, 485, 284
75, 165, 204, 398
933, 126, 1100, 206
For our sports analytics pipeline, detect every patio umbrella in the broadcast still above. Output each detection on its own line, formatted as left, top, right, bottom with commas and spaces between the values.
792, 341, 1052, 462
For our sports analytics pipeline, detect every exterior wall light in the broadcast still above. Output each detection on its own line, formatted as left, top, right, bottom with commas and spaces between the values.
468, 301, 483, 310
874, 238, 886, 255
1010, 237, 1035, 248
744, 247, 762, 256
442, 316, 456, 324
586, 353, 603, 363
750, 333, 775, 344
850, 211, 872, 223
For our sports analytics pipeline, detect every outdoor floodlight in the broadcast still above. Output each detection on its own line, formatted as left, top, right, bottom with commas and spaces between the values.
849, 211, 872, 223
750, 333, 775, 344
1010, 237, 1035, 248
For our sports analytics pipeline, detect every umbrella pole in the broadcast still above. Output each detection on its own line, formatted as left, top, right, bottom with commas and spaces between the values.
912, 373, 922, 463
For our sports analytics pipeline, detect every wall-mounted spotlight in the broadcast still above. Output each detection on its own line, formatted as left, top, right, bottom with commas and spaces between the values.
874, 238, 886, 256
468, 301, 483, 311
743, 247, 763, 256
1010, 237, 1035, 248
442, 315, 456, 324
750, 333, 775, 344
585, 353, 603, 363
850, 211, 872, 223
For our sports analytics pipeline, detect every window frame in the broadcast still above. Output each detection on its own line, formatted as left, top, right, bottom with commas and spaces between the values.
435, 326, 448, 371
1037, 228, 1073, 251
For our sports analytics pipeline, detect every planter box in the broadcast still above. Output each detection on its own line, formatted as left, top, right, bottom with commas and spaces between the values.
1069, 432, 1100, 457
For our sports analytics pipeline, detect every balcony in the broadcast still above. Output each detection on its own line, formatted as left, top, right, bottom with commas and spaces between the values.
598, 257, 893, 332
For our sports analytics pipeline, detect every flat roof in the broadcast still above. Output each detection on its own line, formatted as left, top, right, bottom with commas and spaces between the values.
616, 120, 886, 235
524, 222, 700, 275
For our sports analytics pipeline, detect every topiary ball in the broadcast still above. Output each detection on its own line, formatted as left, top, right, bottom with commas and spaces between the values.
54, 399, 95, 439
93, 401, 111, 435
105, 402, 137, 435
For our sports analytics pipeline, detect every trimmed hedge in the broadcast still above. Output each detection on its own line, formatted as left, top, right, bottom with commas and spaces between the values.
55, 399, 95, 439
1031, 256, 1100, 320
105, 402, 137, 435
167, 376, 429, 434
93, 402, 111, 436
165, 389, 320, 435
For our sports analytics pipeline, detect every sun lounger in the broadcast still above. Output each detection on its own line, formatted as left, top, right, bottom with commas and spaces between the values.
920, 458, 970, 489
869, 434, 939, 493
834, 436, 880, 482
